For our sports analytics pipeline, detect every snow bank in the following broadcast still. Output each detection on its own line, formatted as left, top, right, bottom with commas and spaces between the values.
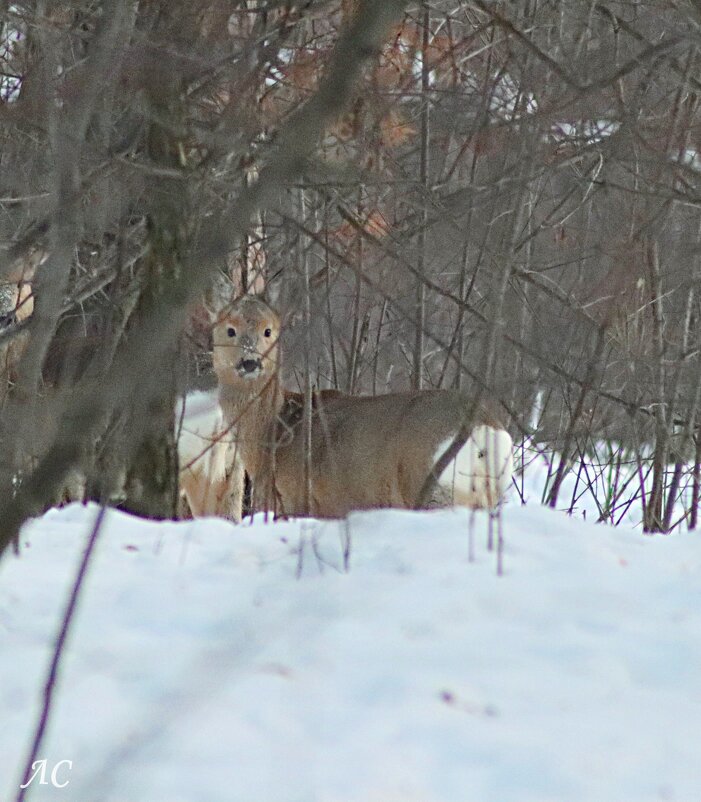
1, 501, 700, 802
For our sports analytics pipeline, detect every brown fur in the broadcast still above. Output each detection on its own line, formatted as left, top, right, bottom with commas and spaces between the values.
0, 255, 38, 404
214, 295, 510, 518
180, 429, 244, 521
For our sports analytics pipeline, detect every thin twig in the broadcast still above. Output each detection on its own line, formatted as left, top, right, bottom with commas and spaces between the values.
16, 505, 108, 802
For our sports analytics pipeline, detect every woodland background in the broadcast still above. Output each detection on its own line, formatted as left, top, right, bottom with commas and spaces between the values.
2, 0, 701, 547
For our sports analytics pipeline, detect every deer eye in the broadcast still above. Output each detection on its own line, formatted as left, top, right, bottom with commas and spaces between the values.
264, 327, 272, 338
226, 326, 236, 338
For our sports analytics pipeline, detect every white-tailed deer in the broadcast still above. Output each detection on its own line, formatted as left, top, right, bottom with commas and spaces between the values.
213, 295, 513, 519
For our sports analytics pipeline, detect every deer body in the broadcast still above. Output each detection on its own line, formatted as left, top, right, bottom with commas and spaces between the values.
214, 296, 513, 519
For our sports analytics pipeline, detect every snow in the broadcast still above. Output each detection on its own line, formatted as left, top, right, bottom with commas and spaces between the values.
516, 437, 698, 531
1, 490, 700, 801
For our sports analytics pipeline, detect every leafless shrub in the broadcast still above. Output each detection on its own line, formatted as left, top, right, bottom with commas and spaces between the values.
1, 0, 701, 546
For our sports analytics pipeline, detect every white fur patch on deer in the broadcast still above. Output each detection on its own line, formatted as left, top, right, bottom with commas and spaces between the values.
213, 295, 514, 520
177, 390, 243, 521
434, 426, 513, 510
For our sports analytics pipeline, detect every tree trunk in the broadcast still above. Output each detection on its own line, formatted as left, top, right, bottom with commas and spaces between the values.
121, 18, 189, 519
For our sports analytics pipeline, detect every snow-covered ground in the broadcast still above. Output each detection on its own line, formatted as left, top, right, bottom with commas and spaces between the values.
1, 489, 700, 802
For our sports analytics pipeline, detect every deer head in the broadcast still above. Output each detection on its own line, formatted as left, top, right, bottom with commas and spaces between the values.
212, 295, 281, 388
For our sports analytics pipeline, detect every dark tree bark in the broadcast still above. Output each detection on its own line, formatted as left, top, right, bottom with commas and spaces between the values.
120, 9, 192, 519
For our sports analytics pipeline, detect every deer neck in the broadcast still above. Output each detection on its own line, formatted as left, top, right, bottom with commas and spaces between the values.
218, 373, 284, 478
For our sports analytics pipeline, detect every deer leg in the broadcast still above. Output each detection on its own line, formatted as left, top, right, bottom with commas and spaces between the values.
180, 469, 205, 517
217, 457, 244, 523
424, 485, 452, 510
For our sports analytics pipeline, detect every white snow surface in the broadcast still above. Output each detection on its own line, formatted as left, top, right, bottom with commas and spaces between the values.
1, 496, 700, 802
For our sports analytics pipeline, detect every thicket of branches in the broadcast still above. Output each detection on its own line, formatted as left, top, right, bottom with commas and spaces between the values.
2, 0, 701, 547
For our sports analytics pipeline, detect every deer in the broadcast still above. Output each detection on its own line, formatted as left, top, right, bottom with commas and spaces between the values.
0, 252, 238, 516
212, 294, 513, 519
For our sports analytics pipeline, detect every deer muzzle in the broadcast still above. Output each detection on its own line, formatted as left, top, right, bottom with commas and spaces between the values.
236, 357, 263, 378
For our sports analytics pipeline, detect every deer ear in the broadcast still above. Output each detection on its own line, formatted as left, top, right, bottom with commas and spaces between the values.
262, 274, 285, 308
204, 270, 236, 321
253, 288, 271, 307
